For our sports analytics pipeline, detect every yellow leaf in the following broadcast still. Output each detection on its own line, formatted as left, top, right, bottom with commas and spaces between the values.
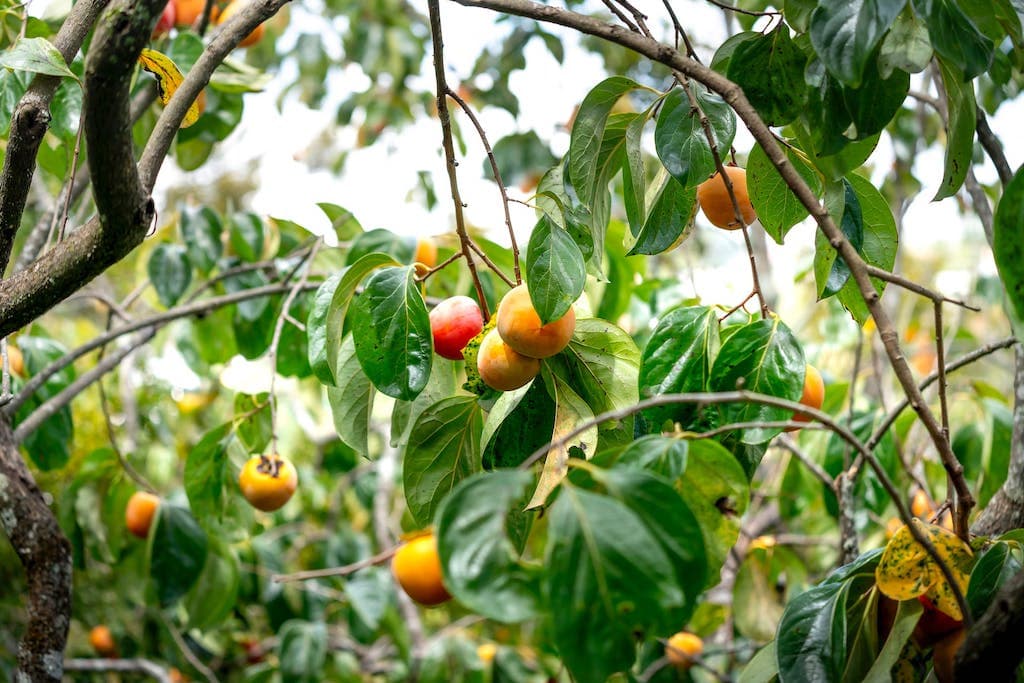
137, 48, 203, 128
875, 518, 972, 619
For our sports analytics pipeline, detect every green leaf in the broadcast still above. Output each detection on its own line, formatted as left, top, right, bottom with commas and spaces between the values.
179, 206, 223, 275
390, 357, 457, 448
708, 317, 805, 444
710, 31, 761, 74
678, 440, 750, 587
726, 23, 807, 126
148, 243, 192, 307
615, 435, 688, 480
912, 0, 994, 80
527, 371, 597, 509
228, 212, 265, 262
324, 253, 399, 383
568, 76, 640, 195
748, 141, 823, 244
344, 568, 391, 631
878, 9, 933, 77
0, 37, 77, 79
734, 545, 809, 642
278, 620, 328, 683
995, 167, 1024, 324
775, 580, 848, 681
809, 0, 908, 87
481, 380, 556, 470
967, 541, 1022, 617
739, 641, 779, 683
307, 272, 343, 385
234, 393, 271, 453
525, 216, 586, 324
627, 174, 698, 255
436, 471, 542, 623
183, 423, 235, 528
545, 484, 689, 682
345, 228, 414, 265
598, 467, 708, 612
149, 503, 208, 606
933, 58, 976, 201
327, 335, 375, 458
863, 597, 922, 682
817, 179, 865, 298
622, 111, 649, 232
317, 202, 364, 241
639, 305, 720, 430
558, 318, 641, 418
15, 337, 75, 470
655, 85, 736, 188
183, 537, 240, 630
834, 174, 899, 321
403, 396, 482, 527
350, 265, 432, 400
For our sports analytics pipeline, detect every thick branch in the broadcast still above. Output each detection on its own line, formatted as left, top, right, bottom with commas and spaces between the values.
452, 0, 975, 539
0, 0, 165, 338
0, 418, 73, 681
0, 0, 111, 276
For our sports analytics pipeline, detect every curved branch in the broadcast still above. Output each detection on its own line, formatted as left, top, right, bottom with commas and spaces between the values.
137, 0, 292, 192
451, 0, 975, 539
64, 658, 172, 682
0, 0, 111, 275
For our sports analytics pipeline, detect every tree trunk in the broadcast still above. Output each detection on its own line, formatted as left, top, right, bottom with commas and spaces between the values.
0, 417, 73, 681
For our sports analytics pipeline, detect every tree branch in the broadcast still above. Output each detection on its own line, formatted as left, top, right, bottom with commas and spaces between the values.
64, 658, 172, 682
451, 0, 975, 540
0, 418, 72, 681
0, 0, 111, 276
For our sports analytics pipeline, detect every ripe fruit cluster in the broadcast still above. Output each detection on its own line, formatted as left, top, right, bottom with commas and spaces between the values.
153, 0, 267, 48
479, 284, 575, 391
697, 165, 757, 231
391, 531, 451, 606
427, 283, 577, 393
239, 454, 298, 511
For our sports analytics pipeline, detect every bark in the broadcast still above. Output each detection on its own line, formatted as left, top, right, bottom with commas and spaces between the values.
0, 0, 111, 276
0, 418, 73, 682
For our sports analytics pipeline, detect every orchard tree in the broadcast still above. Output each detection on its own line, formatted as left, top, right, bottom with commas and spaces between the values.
2, 0, 1024, 681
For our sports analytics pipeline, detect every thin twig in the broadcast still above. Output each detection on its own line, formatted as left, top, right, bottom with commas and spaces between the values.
273, 545, 399, 583
64, 658, 172, 682
445, 85, 521, 283
427, 0, 491, 321
865, 265, 979, 311
267, 240, 320, 452
776, 434, 836, 494
159, 613, 217, 683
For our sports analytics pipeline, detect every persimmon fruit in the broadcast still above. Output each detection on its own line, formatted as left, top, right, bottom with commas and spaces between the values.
217, 0, 265, 48
125, 491, 160, 539
430, 296, 484, 360
414, 237, 438, 269
153, 0, 176, 36
932, 627, 965, 683
697, 165, 757, 230
784, 364, 825, 431
172, 0, 206, 27
391, 532, 451, 606
6, 344, 23, 377
239, 454, 298, 511
89, 625, 117, 657
476, 329, 540, 391
495, 284, 575, 359
665, 631, 702, 669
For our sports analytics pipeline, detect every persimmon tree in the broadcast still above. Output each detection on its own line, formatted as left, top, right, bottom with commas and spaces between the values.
2, 0, 1024, 681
